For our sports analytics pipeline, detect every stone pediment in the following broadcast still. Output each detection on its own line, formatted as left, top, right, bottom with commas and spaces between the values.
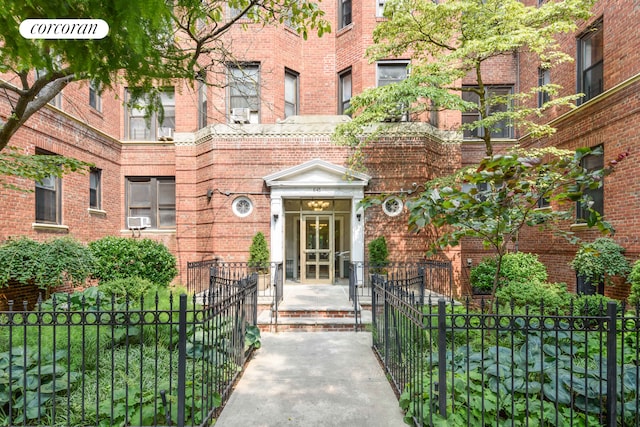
264, 159, 370, 188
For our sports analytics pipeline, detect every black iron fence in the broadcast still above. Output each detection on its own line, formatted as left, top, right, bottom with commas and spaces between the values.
186, 260, 283, 301
0, 272, 258, 426
349, 260, 453, 303
371, 274, 640, 426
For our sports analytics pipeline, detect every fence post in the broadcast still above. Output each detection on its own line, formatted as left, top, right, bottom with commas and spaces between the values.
177, 294, 187, 427
606, 301, 617, 427
383, 277, 390, 365
437, 299, 447, 418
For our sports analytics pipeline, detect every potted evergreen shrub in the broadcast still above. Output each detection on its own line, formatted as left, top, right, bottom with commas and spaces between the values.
368, 236, 389, 275
248, 231, 270, 290
570, 237, 631, 295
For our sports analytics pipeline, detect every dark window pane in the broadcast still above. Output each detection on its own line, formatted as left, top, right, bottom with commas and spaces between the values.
36, 187, 57, 223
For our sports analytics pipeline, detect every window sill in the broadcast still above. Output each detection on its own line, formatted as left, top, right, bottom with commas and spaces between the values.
88, 208, 107, 216
534, 206, 552, 213
120, 228, 176, 234
337, 23, 354, 36
32, 223, 69, 232
570, 222, 590, 231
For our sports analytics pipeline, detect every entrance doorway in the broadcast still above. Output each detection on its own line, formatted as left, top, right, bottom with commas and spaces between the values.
301, 215, 332, 283
283, 199, 351, 284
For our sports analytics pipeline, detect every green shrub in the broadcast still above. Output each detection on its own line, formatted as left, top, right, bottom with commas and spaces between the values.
98, 277, 156, 301
495, 281, 572, 313
368, 236, 389, 273
573, 293, 622, 317
627, 260, 640, 307
570, 237, 631, 286
0, 236, 94, 289
470, 252, 547, 292
248, 232, 270, 271
89, 237, 177, 287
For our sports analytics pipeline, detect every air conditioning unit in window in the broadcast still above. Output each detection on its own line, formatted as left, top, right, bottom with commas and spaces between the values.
157, 127, 174, 141
383, 103, 410, 122
230, 107, 251, 124
127, 216, 151, 230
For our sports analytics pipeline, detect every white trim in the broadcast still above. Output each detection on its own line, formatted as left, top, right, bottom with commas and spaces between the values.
265, 160, 369, 268
32, 223, 69, 232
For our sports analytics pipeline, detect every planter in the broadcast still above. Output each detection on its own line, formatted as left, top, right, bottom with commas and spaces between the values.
258, 272, 271, 291
471, 286, 492, 296
576, 275, 604, 296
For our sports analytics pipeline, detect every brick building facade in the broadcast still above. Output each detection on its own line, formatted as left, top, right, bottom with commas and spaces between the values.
0, 0, 637, 299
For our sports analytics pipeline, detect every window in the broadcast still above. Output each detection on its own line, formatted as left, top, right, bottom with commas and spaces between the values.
35, 69, 62, 108
339, 0, 352, 29
377, 0, 386, 17
126, 177, 176, 229
228, 64, 260, 123
377, 61, 409, 87
232, 196, 253, 218
338, 69, 352, 115
538, 68, 550, 107
576, 147, 604, 221
89, 168, 102, 210
125, 88, 175, 140
382, 196, 403, 217
578, 20, 603, 104
198, 80, 208, 129
462, 86, 513, 139
89, 80, 102, 112
284, 69, 299, 118
35, 150, 61, 225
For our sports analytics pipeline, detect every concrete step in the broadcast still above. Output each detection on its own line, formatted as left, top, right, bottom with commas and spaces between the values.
258, 307, 371, 332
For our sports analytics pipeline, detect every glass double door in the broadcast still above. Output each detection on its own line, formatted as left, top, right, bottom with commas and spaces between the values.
301, 215, 333, 283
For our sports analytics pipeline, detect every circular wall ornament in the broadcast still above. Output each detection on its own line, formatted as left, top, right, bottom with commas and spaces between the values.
232, 196, 253, 217
382, 196, 403, 217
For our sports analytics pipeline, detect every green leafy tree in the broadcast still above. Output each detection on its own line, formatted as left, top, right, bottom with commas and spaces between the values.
0, 0, 330, 186
334, 0, 594, 159
383, 146, 627, 299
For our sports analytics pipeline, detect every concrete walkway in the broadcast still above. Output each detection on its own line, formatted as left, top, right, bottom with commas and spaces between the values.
215, 331, 406, 427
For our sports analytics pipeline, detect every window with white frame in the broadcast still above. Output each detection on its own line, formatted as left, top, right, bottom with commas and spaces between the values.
228, 64, 260, 123
576, 147, 604, 221
125, 88, 175, 141
578, 20, 603, 104
89, 80, 102, 112
232, 196, 253, 218
126, 177, 176, 229
89, 168, 102, 210
35, 150, 62, 225
338, 69, 352, 115
35, 69, 62, 108
377, 61, 409, 87
285, 69, 299, 118
461, 86, 513, 139
198, 80, 208, 129
382, 196, 403, 217
339, 0, 352, 29
538, 68, 550, 107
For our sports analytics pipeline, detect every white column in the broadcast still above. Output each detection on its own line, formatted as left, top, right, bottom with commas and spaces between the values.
270, 196, 283, 263
351, 196, 365, 263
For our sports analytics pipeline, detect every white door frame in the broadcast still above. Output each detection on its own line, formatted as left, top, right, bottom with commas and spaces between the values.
264, 159, 369, 272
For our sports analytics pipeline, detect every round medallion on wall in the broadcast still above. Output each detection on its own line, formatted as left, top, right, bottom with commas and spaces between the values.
232, 196, 253, 218
382, 196, 403, 217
